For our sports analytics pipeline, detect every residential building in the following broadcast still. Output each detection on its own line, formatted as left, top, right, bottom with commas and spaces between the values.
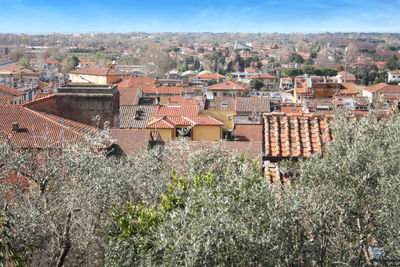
69, 66, 129, 85
0, 85, 25, 105
388, 70, 400, 83
0, 64, 39, 101
146, 115, 224, 141
206, 80, 248, 98
362, 83, 400, 103
119, 105, 156, 129
249, 74, 279, 90
189, 72, 225, 85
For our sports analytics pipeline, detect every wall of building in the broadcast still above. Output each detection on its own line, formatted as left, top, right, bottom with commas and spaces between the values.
193, 125, 221, 141
150, 128, 172, 141
200, 110, 236, 130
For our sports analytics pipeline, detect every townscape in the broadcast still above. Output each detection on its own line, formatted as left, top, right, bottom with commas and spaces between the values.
1, 3, 400, 266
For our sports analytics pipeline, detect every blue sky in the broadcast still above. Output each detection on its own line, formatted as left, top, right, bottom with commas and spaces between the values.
0, 0, 399, 33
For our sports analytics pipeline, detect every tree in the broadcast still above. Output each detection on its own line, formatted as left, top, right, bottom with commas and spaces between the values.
140, 45, 176, 77
302, 65, 315, 75
305, 58, 314, 65
61, 56, 79, 73
355, 64, 379, 86
105, 115, 400, 266
283, 67, 303, 87
197, 47, 205, 53
0, 136, 172, 266
320, 67, 338, 81
288, 53, 305, 64
250, 78, 263, 90
19, 57, 29, 67
385, 55, 399, 71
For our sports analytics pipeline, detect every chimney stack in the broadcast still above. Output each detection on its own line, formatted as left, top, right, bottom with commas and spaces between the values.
12, 122, 19, 132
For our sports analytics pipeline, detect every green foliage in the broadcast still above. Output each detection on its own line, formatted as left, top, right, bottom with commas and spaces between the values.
302, 65, 315, 75
355, 63, 379, 85
250, 78, 263, 90
288, 53, 305, 64
385, 55, 400, 71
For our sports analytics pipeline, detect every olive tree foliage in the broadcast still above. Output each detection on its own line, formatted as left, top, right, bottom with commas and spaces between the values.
289, 114, 400, 266
106, 143, 310, 266
0, 135, 172, 266
106, 116, 400, 266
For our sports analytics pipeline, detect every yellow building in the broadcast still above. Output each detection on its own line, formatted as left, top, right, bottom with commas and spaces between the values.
146, 115, 223, 141
69, 67, 129, 85
200, 96, 237, 131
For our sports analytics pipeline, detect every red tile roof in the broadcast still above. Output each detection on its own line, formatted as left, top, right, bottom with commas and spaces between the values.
390, 70, 400, 74
0, 95, 12, 106
0, 85, 25, 96
154, 104, 199, 117
117, 77, 155, 88
110, 129, 151, 157
44, 59, 60, 64
118, 86, 141, 105
249, 74, 277, 79
146, 115, 223, 129
33, 91, 54, 101
189, 72, 225, 80
70, 67, 125, 76
365, 83, 400, 93
143, 86, 182, 95
0, 106, 100, 149
264, 113, 333, 159
232, 124, 263, 142
0, 64, 24, 73
207, 80, 246, 91
168, 96, 206, 109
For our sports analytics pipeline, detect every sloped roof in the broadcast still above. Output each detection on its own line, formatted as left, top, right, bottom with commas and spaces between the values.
0, 85, 25, 96
118, 86, 141, 105
189, 72, 225, 80
364, 83, 400, 93
110, 129, 151, 157
207, 80, 246, 91
232, 124, 263, 142
70, 67, 125, 76
146, 115, 223, 129
0, 106, 99, 148
390, 70, 400, 74
154, 104, 199, 116
236, 96, 270, 113
264, 112, 333, 159
168, 96, 206, 110
119, 105, 156, 129
249, 74, 277, 79
0, 64, 25, 73
117, 77, 155, 88
143, 86, 182, 95
206, 96, 236, 110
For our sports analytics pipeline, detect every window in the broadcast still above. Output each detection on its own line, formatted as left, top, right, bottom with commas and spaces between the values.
146, 82, 151, 86
213, 92, 217, 97
175, 127, 192, 138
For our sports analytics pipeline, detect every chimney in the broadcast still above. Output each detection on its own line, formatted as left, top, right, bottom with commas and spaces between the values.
12, 122, 19, 132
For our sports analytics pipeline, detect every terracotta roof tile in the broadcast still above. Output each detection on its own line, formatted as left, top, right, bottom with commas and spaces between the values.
119, 105, 156, 129
0, 106, 99, 148
118, 86, 141, 105
154, 105, 199, 116
0, 85, 25, 96
189, 72, 225, 80
146, 115, 223, 129
264, 113, 333, 159
70, 67, 125, 76
207, 80, 246, 91
236, 96, 270, 113
110, 129, 151, 157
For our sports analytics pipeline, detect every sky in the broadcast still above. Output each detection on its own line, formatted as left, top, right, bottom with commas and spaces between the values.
0, 0, 399, 34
